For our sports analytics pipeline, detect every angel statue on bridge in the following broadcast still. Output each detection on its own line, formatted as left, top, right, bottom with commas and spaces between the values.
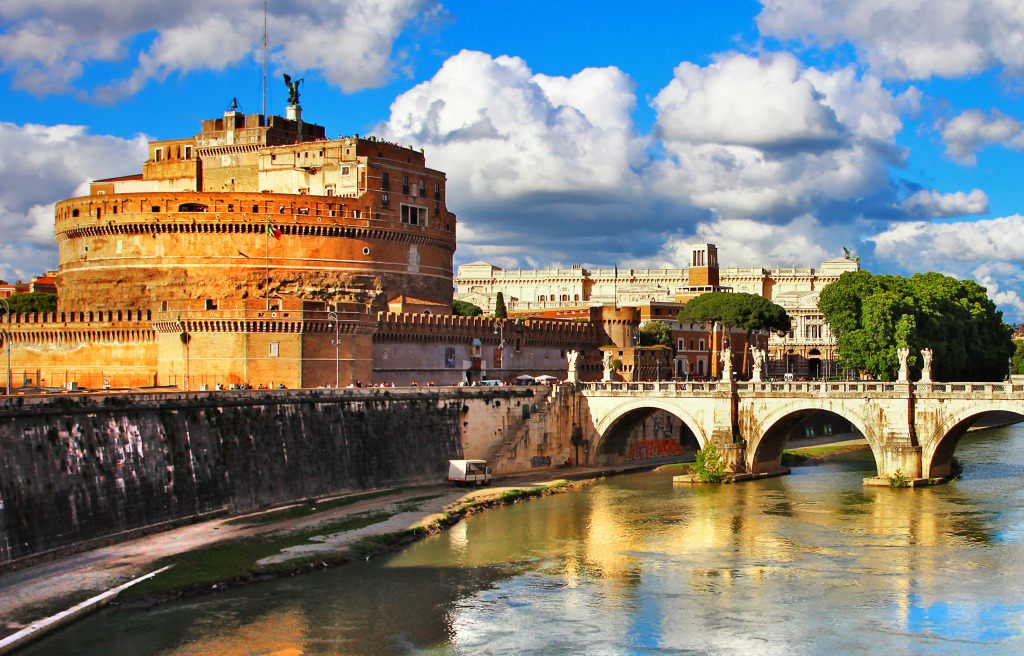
897, 347, 911, 383
920, 348, 934, 383
750, 347, 766, 382
720, 347, 733, 382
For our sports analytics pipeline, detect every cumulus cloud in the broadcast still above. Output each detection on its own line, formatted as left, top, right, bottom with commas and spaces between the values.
376, 49, 988, 273
0, 0, 440, 98
0, 121, 147, 280
757, 0, 1024, 80
648, 52, 906, 222
894, 189, 988, 219
940, 109, 1024, 165
377, 50, 647, 202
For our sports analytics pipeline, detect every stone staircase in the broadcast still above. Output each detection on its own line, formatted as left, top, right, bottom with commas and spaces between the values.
487, 385, 561, 473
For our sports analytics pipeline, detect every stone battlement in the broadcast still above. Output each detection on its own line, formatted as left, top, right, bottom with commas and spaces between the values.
374, 312, 602, 347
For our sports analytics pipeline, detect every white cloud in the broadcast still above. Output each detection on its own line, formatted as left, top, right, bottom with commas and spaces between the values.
648, 52, 905, 222
653, 53, 844, 148
870, 215, 1024, 266
0, 121, 147, 280
650, 215, 850, 271
377, 50, 647, 203
894, 189, 988, 219
757, 0, 1024, 80
940, 109, 1024, 165
0, 0, 440, 98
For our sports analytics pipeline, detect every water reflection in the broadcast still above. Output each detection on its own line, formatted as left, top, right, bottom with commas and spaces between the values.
20, 425, 1024, 655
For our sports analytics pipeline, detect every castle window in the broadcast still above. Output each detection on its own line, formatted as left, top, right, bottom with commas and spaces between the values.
72, 209, 79, 217
205, 299, 217, 310
381, 193, 390, 208
435, 183, 440, 199
112, 206, 117, 214
151, 206, 159, 212
699, 339, 705, 350
299, 188, 309, 195
96, 209, 102, 218
354, 210, 360, 218
401, 205, 425, 225
252, 205, 259, 213
269, 342, 279, 357
325, 185, 335, 197
403, 176, 410, 194
155, 148, 163, 162
419, 180, 425, 196
341, 166, 350, 175
184, 146, 192, 159
382, 172, 390, 190
228, 204, 234, 212
435, 203, 440, 216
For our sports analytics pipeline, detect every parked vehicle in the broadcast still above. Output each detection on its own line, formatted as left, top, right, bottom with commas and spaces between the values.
448, 459, 492, 486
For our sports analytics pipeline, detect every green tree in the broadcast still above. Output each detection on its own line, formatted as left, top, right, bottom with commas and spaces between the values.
1, 292, 57, 314
452, 299, 483, 317
639, 320, 672, 346
494, 292, 507, 319
1012, 341, 1024, 376
819, 270, 1014, 381
677, 292, 792, 375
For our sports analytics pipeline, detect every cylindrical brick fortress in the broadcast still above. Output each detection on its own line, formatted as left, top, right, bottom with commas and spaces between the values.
54, 191, 456, 311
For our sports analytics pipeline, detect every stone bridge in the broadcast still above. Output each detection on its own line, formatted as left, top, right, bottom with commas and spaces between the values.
581, 380, 1024, 484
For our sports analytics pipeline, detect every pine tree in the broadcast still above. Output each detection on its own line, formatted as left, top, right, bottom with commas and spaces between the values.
494, 292, 507, 319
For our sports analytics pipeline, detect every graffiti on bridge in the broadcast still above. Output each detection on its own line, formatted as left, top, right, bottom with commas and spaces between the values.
531, 455, 552, 468
629, 438, 683, 460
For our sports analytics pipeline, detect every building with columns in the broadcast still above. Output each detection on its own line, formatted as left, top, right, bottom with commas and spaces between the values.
455, 244, 859, 379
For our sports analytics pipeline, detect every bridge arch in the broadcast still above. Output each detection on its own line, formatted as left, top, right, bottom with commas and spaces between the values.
921, 401, 1024, 478
746, 401, 884, 475
591, 398, 708, 460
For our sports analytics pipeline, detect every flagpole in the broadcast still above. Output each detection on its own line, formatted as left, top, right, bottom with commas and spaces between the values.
262, 214, 266, 309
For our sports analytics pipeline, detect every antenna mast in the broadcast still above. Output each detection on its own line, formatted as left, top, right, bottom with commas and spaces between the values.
262, 0, 268, 122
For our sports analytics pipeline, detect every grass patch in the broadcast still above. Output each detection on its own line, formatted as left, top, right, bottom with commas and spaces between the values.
124, 511, 396, 597
782, 442, 864, 462
226, 489, 405, 526
655, 461, 696, 471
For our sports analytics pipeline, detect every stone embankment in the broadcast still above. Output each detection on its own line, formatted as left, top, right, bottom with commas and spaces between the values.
0, 387, 551, 568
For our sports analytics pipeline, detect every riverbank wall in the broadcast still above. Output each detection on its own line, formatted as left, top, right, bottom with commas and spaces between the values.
0, 387, 541, 568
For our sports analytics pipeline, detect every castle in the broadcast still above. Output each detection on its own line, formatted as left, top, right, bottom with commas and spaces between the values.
0, 105, 498, 391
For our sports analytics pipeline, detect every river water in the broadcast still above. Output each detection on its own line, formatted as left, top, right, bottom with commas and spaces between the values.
21, 424, 1024, 655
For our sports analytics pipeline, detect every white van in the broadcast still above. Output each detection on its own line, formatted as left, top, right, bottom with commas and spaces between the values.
478, 379, 503, 386
448, 459, 492, 486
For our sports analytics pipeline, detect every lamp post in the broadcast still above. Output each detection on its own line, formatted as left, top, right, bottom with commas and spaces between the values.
0, 298, 10, 395
328, 310, 341, 388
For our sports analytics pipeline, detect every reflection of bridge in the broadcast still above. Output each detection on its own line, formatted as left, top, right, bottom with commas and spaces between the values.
581, 380, 1024, 484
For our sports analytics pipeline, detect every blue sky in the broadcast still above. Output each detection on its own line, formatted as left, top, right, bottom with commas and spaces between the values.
2, 0, 1024, 318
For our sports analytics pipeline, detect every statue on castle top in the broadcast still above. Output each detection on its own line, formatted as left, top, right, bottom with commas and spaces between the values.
283, 74, 303, 106
897, 347, 910, 383
920, 348, 934, 383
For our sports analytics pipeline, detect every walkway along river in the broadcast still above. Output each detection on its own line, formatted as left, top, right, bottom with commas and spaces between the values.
17, 423, 1024, 655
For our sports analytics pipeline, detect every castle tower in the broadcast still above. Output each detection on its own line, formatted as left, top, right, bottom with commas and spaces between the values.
689, 243, 720, 287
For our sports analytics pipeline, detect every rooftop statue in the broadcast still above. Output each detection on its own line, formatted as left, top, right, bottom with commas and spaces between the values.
283, 73, 303, 106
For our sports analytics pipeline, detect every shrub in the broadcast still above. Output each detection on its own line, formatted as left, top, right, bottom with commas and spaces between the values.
693, 442, 725, 483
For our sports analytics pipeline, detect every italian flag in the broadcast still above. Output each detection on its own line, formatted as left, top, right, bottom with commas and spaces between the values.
266, 217, 282, 239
